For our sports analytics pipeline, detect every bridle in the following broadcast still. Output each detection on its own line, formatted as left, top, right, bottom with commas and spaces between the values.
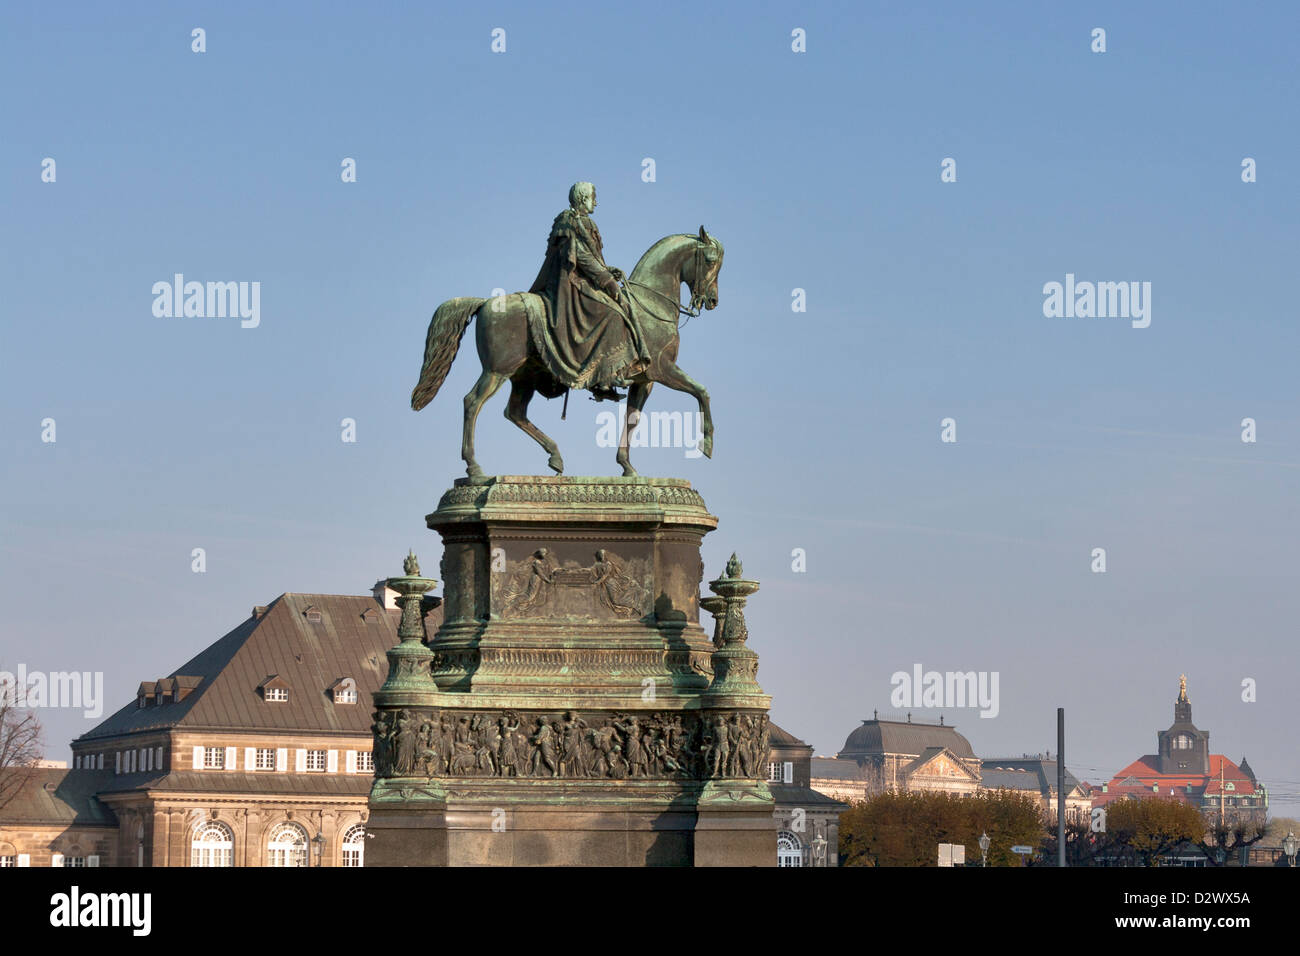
621, 236, 714, 325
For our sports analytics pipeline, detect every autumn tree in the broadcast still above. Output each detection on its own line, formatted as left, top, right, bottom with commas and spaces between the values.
0, 666, 45, 812
1102, 797, 1205, 866
839, 788, 1043, 867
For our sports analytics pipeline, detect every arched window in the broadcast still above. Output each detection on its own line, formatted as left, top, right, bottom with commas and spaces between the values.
777, 830, 804, 867
191, 821, 234, 867
341, 825, 365, 868
267, 822, 308, 868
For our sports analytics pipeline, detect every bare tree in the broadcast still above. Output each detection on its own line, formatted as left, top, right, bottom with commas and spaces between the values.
0, 667, 45, 812
1199, 813, 1268, 865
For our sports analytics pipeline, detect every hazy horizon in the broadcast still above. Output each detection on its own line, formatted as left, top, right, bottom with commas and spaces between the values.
3, 2, 1298, 815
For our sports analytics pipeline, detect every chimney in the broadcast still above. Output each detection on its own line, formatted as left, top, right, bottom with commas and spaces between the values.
372, 578, 400, 610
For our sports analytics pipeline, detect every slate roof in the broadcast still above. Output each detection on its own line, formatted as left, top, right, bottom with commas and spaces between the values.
0, 769, 118, 826
838, 718, 975, 760
979, 756, 1082, 794
980, 767, 1041, 792
770, 784, 849, 809
768, 722, 810, 748
76, 593, 439, 742
810, 756, 868, 781
1238, 756, 1256, 784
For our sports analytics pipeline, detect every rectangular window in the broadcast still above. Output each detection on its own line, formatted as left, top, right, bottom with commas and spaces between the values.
265, 687, 288, 702
203, 747, 226, 770
65, 857, 86, 868
356, 752, 374, 773
255, 748, 275, 771
767, 762, 781, 782
0, 856, 15, 868
306, 749, 328, 772
334, 686, 358, 704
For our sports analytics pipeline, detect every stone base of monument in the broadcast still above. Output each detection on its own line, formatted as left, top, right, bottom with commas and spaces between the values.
366, 477, 775, 867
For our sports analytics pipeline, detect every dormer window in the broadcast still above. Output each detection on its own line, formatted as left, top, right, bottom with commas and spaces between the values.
360, 607, 381, 623
330, 678, 358, 704
303, 606, 323, 624
259, 675, 290, 702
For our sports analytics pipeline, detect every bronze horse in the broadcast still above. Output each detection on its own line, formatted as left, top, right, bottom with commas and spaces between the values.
412, 227, 722, 479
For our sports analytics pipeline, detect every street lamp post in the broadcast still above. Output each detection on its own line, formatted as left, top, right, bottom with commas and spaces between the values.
978, 831, 990, 868
1284, 831, 1296, 868
312, 832, 326, 868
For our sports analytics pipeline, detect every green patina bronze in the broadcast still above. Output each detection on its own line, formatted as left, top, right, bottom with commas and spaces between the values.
366, 479, 776, 865
367, 191, 771, 865
409, 183, 723, 480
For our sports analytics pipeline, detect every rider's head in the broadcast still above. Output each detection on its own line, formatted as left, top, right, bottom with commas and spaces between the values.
569, 181, 596, 213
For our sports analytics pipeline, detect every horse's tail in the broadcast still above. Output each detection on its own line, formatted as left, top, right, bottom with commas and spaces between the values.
411, 297, 485, 411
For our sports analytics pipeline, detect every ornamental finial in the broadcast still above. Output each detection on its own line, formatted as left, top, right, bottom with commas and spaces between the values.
404, 550, 421, 577
725, 553, 743, 579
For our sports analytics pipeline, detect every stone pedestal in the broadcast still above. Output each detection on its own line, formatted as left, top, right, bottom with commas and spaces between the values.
365, 476, 774, 866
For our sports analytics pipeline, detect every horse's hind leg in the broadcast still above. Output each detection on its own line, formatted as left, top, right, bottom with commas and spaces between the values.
463, 369, 508, 479
616, 382, 652, 476
505, 380, 563, 474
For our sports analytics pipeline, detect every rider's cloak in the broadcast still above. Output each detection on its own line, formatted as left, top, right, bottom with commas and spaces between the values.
528, 208, 650, 393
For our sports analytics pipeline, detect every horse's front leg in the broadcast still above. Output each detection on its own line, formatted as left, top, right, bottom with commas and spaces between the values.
655, 363, 712, 459
616, 382, 653, 476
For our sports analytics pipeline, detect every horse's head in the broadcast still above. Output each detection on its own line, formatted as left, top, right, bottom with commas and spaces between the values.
689, 225, 724, 313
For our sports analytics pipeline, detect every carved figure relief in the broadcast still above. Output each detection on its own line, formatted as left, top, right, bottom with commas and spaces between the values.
372, 708, 768, 783
496, 549, 648, 620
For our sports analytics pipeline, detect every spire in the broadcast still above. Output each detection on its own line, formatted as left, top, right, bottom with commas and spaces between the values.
1239, 756, 1256, 784
1173, 674, 1192, 724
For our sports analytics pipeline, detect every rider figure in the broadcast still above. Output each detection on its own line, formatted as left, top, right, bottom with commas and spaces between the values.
529, 182, 649, 402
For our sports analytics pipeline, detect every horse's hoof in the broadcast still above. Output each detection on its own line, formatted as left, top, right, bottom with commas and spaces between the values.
547, 455, 564, 475
699, 436, 713, 459
621, 465, 638, 477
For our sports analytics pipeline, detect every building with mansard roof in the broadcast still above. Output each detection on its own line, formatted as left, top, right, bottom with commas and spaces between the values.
810, 712, 983, 802
1092, 677, 1267, 826
978, 755, 1092, 824
0, 583, 435, 868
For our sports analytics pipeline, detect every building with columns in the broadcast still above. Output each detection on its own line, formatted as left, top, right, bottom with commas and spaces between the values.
810, 712, 983, 802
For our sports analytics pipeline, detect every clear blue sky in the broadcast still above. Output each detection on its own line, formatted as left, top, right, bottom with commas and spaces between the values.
3, 1, 1299, 814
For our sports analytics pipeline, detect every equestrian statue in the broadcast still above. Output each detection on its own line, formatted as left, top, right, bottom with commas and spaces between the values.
411, 181, 723, 480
